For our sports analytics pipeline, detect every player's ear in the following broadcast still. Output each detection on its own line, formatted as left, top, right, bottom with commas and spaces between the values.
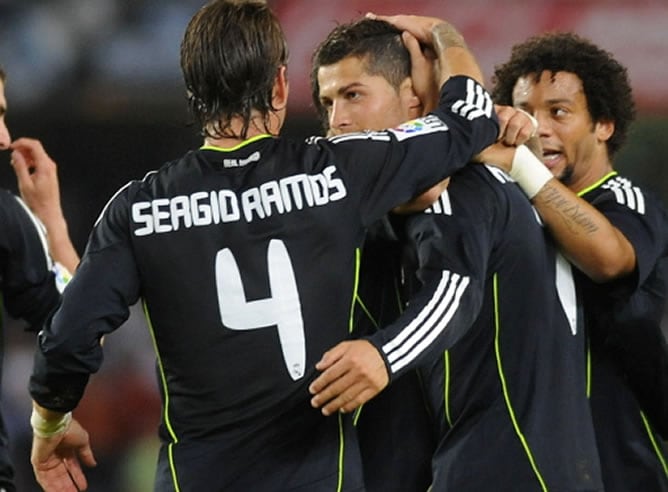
272, 65, 289, 111
399, 76, 423, 119
595, 119, 614, 143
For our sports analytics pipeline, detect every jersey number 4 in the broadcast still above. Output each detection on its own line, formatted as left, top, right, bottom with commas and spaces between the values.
215, 239, 306, 380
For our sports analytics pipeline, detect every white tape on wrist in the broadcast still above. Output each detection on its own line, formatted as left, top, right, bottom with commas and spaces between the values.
510, 145, 554, 199
30, 408, 72, 438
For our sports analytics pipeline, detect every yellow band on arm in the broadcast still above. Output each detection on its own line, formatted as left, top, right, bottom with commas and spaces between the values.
510, 145, 554, 199
30, 408, 72, 438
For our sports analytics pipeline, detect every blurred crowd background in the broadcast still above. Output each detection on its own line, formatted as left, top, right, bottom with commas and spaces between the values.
1, 1, 667, 490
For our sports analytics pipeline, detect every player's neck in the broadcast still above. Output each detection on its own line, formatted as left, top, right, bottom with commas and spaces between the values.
203, 112, 282, 149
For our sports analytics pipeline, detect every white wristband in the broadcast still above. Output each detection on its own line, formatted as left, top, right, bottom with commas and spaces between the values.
509, 145, 553, 199
30, 408, 72, 438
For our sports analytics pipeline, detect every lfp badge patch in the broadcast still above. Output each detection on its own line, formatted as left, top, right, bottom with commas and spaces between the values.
388, 115, 449, 142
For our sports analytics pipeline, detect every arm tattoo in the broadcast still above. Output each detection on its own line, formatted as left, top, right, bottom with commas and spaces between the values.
432, 22, 467, 52
539, 184, 599, 235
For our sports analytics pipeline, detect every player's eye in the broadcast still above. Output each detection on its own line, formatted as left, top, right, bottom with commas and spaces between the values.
552, 106, 568, 118
320, 99, 333, 111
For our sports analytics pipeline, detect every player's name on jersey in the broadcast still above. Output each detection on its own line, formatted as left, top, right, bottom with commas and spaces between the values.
131, 165, 347, 236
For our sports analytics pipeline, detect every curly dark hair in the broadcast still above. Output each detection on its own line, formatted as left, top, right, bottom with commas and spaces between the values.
491, 32, 635, 157
180, 0, 289, 140
310, 19, 409, 133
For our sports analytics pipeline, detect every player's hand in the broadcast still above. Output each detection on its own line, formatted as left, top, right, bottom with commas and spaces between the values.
474, 106, 542, 171
31, 418, 96, 492
472, 142, 516, 172
10, 137, 63, 225
367, 13, 442, 110
367, 13, 444, 47
402, 30, 439, 115
495, 105, 538, 147
309, 340, 389, 416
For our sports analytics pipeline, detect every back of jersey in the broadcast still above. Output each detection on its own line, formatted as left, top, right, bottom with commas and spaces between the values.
125, 138, 374, 490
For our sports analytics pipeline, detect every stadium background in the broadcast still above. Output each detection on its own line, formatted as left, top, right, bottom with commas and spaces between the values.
0, 1, 666, 490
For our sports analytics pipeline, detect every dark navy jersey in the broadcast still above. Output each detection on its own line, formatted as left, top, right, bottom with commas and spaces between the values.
353, 216, 405, 337
366, 165, 603, 491
577, 172, 668, 491
352, 216, 435, 492
29, 77, 498, 491
0, 190, 60, 329
0, 189, 61, 491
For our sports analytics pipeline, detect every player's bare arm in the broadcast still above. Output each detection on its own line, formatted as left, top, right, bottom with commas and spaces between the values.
477, 143, 636, 282
10, 137, 80, 273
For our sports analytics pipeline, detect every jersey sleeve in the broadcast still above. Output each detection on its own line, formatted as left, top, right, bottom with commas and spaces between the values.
586, 179, 668, 436
0, 190, 60, 331
324, 76, 498, 227
29, 183, 142, 412
589, 182, 668, 296
364, 176, 496, 381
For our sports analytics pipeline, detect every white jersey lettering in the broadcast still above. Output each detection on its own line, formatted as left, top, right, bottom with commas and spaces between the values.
131, 165, 348, 236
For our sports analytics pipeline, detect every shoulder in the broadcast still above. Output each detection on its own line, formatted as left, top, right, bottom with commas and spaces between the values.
0, 189, 41, 230
584, 173, 664, 216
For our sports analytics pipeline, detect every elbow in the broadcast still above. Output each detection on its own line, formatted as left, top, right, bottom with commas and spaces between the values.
566, 236, 637, 284
579, 255, 636, 284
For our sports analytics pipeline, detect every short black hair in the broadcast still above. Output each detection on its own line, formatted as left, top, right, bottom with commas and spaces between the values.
492, 32, 635, 157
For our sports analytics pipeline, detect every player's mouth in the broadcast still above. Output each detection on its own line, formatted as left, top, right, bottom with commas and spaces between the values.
541, 149, 563, 170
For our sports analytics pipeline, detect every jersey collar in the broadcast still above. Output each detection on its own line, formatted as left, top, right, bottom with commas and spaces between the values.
200, 133, 273, 152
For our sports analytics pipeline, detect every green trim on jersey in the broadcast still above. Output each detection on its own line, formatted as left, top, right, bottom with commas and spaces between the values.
351, 248, 366, 427
577, 171, 618, 197
443, 350, 452, 428
336, 412, 345, 492
355, 296, 378, 330
493, 274, 548, 491
143, 300, 182, 491
352, 406, 363, 427
200, 134, 273, 152
351, 241, 405, 333
349, 248, 362, 334
640, 411, 668, 477
168, 444, 181, 492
